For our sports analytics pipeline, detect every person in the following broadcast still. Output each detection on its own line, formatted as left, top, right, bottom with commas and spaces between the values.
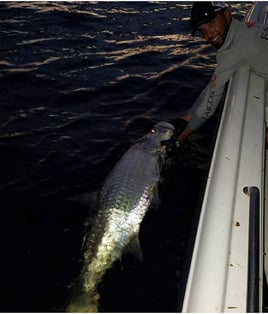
177, 2, 268, 144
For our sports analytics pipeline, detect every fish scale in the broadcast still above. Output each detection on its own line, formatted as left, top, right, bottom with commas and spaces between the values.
66, 121, 175, 312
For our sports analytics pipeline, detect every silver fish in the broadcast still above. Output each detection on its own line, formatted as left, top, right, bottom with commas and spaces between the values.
66, 121, 175, 312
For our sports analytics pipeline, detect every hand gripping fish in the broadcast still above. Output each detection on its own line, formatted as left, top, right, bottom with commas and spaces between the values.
66, 121, 175, 312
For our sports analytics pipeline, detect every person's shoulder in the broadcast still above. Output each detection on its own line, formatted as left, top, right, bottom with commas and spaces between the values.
232, 18, 243, 28
232, 17, 264, 39
234, 17, 264, 32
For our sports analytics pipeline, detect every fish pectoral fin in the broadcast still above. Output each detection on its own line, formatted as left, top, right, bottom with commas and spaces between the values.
124, 236, 143, 261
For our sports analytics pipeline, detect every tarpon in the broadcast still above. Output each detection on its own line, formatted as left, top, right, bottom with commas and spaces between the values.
66, 121, 175, 312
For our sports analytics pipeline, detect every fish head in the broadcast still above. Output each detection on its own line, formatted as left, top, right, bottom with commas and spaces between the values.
152, 121, 175, 141
140, 121, 175, 153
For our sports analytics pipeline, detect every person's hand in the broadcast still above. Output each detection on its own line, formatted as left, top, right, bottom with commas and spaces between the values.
173, 118, 188, 136
175, 114, 193, 144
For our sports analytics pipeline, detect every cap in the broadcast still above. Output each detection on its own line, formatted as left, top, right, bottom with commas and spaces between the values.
190, 2, 227, 36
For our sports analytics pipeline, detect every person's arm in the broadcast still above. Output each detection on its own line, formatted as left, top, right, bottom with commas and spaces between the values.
177, 71, 228, 143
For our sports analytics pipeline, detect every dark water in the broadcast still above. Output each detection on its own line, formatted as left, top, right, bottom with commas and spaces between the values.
0, 2, 252, 312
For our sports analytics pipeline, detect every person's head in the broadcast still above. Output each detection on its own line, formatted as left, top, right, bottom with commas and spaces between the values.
190, 2, 232, 49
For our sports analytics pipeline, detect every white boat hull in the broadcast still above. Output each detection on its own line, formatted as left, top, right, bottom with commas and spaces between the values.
182, 2, 268, 312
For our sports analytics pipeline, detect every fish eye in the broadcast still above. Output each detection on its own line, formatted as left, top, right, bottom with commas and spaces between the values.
150, 128, 156, 133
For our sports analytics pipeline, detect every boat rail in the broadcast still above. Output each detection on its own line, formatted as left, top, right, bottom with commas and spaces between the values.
182, 66, 266, 313
181, 2, 268, 312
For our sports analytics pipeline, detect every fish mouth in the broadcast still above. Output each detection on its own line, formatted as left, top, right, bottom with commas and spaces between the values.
160, 135, 176, 150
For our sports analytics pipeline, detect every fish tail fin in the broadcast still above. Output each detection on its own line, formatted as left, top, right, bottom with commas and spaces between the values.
66, 292, 100, 313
